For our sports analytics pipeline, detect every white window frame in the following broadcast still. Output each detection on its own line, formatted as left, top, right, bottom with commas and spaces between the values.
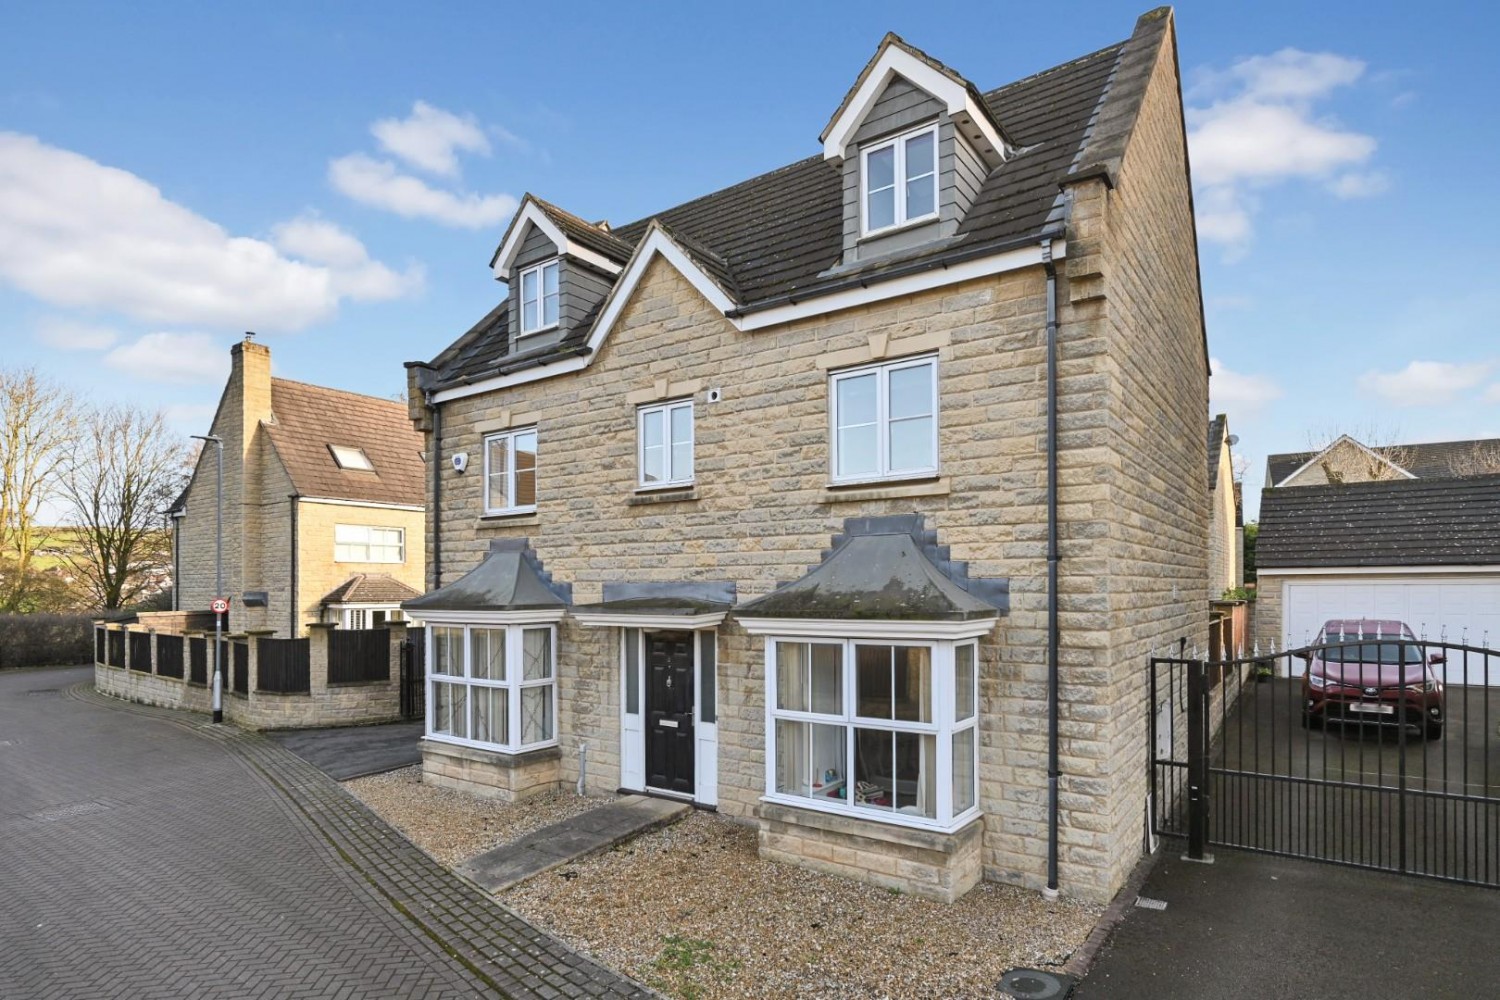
483, 427, 538, 515
828, 354, 939, 484
333, 524, 405, 564
518, 259, 561, 336
329, 444, 375, 471
860, 123, 939, 238
764, 635, 979, 832
329, 605, 405, 629
636, 398, 695, 489
425, 619, 559, 754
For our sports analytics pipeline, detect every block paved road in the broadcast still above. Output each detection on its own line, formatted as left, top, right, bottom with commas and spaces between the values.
0, 666, 653, 1000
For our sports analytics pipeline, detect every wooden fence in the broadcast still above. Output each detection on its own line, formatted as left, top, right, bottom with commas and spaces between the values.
328, 628, 391, 684
257, 637, 310, 694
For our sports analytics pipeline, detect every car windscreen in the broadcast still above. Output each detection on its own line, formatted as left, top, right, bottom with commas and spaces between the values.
1319, 639, 1424, 664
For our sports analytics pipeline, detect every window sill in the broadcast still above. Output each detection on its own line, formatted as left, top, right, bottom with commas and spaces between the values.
859, 212, 939, 243
758, 797, 980, 844
477, 510, 539, 527
627, 487, 698, 506
821, 476, 949, 503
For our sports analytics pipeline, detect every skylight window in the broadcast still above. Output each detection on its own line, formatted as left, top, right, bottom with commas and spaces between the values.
329, 445, 375, 471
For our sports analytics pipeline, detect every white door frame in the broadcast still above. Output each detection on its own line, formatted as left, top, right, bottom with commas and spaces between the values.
619, 626, 718, 806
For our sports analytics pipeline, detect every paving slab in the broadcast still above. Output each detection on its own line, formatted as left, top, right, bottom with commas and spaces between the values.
460, 795, 691, 891
269, 720, 424, 779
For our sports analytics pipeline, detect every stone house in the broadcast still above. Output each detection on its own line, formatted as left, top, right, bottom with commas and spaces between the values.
1207, 414, 1243, 599
404, 7, 1209, 904
173, 338, 426, 637
1255, 434, 1500, 658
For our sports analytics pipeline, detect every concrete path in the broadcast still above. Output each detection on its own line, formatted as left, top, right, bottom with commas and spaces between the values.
461, 795, 691, 892
0, 666, 652, 999
1076, 848, 1500, 999
269, 719, 424, 780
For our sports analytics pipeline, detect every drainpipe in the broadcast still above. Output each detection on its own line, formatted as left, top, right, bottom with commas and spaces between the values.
1042, 241, 1062, 902
425, 389, 442, 590
288, 494, 299, 636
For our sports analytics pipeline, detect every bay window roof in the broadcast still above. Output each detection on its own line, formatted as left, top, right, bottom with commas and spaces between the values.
734, 515, 1007, 621
402, 539, 571, 613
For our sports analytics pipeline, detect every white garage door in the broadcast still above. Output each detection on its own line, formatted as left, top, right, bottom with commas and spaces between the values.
1282, 578, 1500, 685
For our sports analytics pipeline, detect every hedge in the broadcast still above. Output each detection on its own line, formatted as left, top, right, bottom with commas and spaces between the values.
0, 614, 98, 670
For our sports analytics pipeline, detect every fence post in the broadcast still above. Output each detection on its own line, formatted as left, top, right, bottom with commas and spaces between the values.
308, 623, 333, 697
1185, 657, 1214, 863
148, 629, 158, 675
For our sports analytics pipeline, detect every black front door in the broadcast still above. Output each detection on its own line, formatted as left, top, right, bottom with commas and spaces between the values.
645, 630, 695, 795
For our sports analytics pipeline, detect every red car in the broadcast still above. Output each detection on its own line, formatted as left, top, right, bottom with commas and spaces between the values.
1299, 619, 1446, 739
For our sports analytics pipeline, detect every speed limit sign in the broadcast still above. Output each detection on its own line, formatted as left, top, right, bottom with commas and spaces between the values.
210, 597, 229, 615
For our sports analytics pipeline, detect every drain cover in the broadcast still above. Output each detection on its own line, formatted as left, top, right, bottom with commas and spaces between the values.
998, 969, 1075, 998
1134, 895, 1169, 911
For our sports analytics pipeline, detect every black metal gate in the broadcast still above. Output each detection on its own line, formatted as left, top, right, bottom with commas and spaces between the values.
400, 626, 426, 722
1151, 638, 1500, 887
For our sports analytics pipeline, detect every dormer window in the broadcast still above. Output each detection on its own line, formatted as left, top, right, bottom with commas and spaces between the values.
519, 259, 560, 335
861, 124, 938, 236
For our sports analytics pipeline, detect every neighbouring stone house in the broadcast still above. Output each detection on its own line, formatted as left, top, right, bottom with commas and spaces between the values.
404, 8, 1210, 904
173, 337, 427, 637
1207, 414, 1243, 599
1255, 435, 1500, 659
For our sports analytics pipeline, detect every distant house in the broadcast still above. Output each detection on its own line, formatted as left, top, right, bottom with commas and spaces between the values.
1207, 414, 1243, 598
1255, 435, 1500, 655
403, 8, 1210, 905
171, 337, 426, 636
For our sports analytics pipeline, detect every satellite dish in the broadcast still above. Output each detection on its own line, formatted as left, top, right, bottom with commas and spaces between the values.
1227, 434, 1239, 446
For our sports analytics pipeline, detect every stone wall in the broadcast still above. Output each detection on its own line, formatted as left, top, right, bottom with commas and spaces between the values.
421, 742, 562, 802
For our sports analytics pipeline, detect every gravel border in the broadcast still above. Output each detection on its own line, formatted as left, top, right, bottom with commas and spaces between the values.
343, 765, 613, 867
504, 811, 1102, 1000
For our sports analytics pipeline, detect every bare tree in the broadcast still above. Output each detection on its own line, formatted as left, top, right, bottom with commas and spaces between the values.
1447, 441, 1500, 478
59, 406, 189, 610
1302, 424, 1415, 484
0, 369, 76, 611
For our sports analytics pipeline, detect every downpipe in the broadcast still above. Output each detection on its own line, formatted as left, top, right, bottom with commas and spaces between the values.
577, 742, 588, 796
1042, 242, 1061, 902
425, 389, 442, 590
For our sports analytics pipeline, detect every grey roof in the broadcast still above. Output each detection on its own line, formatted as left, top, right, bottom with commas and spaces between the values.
734, 514, 1007, 621
1266, 437, 1500, 486
1207, 414, 1226, 488
1257, 476, 1500, 569
402, 539, 571, 613
420, 13, 1168, 391
573, 581, 735, 618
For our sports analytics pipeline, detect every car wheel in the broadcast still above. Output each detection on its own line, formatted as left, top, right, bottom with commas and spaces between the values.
1425, 721, 1444, 741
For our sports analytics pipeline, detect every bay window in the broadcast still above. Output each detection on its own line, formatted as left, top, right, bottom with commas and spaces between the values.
767, 636, 979, 830
428, 622, 557, 752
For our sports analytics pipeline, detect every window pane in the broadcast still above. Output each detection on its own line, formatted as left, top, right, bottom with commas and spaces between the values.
699, 631, 717, 724
542, 291, 559, 327
895, 731, 937, 817
953, 728, 976, 814
906, 172, 936, 220
956, 644, 976, 720
487, 437, 510, 509
521, 685, 553, 743
669, 405, 693, 481
542, 261, 559, 294
810, 643, 842, 715
836, 425, 879, 478
433, 626, 462, 676
471, 686, 508, 746
855, 645, 893, 719
867, 145, 895, 190
888, 415, 934, 472
624, 628, 640, 715
521, 268, 538, 306
776, 642, 808, 712
522, 628, 552, 680
867, 185, 895, 231
775, 720, 848, 803
904, 132, 936, 218
470, 628, 505, 681
513, 431, 537, 507
521, 298, 538, 332
836, 371, 878, 425
433, 681, 467, 739
853, 728, 893, 810
888, 364, 932, 420
641, 410, 664, 483
893, 645, 931, 723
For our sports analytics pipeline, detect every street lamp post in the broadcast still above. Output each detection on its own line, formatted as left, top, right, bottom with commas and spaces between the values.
192, 434, 225, 724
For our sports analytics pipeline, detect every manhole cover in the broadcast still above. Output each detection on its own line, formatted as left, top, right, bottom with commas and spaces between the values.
998, 969, 1075, 998
29, 801, 111, 823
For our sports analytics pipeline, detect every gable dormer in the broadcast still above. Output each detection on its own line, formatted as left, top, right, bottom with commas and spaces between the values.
489, 195, 629, 354
822, 34, 1012, 268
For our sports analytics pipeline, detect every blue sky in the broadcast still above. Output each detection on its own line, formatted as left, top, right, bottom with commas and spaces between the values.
3, 1, 1497, 520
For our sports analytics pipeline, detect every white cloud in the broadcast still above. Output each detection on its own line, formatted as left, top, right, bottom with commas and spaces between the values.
1358, 360, 1492, 405
1327, 170, 1390, 199
270, 215, 424, 300
371, 101, 490, 177
103, 332, 228, 385
1210, 357, 1283, 415
35, 317, 119, 351
0, 132, 420, 331
1485, 384, 1500, 405
1187, 49, 1382, 255
329, 153, 516, 228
